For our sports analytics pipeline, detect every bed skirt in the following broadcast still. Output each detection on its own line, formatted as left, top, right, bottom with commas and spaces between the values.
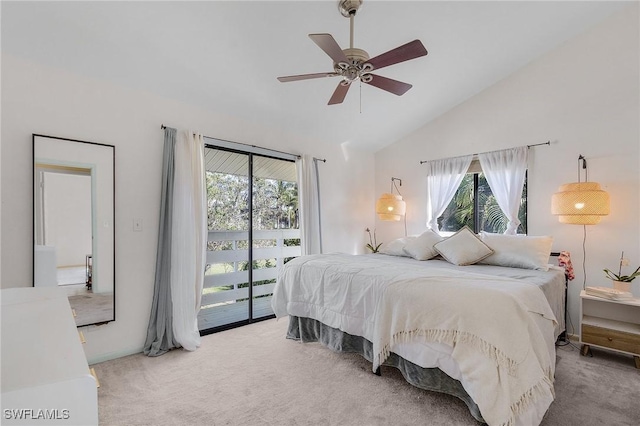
286, 315, 485, 423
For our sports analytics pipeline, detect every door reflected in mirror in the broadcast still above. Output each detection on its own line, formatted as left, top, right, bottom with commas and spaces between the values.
33, 134, 115, 327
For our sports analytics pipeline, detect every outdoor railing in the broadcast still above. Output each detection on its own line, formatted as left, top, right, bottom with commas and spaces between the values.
198, 229, 301, 330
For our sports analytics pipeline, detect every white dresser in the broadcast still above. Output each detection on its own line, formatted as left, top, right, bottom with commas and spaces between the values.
1, 287, 98, 425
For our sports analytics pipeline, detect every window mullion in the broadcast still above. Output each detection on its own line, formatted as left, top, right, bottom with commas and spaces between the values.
248, 154, 254, 321
473, 173, 480, 233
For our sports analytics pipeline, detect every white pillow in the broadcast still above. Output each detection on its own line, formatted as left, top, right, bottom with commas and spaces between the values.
403, 229, 443, 261
379, 236, 416, 256
433, 227, 493, 266
479, 232, 553, 271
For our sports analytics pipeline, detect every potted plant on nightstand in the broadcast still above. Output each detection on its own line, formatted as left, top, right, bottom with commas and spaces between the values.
603, 251, 640, 292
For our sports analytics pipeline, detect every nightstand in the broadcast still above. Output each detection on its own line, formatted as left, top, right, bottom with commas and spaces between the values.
579, 290, 640, 368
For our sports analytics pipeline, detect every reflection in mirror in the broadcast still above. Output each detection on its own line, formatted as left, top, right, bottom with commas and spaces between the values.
33, 134, 115, 327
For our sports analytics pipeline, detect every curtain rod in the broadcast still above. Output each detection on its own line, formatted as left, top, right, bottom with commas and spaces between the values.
160, 124, 303, 160
161, 124, 194, 136
419, 141, 550, 165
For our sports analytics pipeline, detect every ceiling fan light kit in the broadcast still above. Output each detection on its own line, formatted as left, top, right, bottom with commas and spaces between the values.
277, 0, 428, 105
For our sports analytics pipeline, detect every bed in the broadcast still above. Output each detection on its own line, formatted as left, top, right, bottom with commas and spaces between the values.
271, 229, 566, 426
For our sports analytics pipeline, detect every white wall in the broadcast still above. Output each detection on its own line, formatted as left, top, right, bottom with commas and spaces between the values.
375, 6, 640, 334
1, 55, 375, 363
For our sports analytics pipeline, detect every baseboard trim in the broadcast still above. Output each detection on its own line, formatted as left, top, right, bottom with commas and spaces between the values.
567, 333, 579, 342
88, 346, 143, 365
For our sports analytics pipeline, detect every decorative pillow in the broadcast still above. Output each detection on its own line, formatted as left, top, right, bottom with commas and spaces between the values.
433, 227, 493, 266
379, 236, 416, 257
479, 232, 554, 271
403, 229, 444, 261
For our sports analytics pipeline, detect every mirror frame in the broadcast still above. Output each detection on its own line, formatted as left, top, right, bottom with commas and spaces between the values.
32, 134, 115, 327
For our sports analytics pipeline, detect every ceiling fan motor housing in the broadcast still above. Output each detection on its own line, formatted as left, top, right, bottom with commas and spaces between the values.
343, 47, 369, 63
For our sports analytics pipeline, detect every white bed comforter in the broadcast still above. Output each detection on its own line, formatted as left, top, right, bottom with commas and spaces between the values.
271, 253, 559, 426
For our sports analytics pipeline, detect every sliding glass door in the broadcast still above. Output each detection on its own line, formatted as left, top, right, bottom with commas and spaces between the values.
198, 145, 300, 333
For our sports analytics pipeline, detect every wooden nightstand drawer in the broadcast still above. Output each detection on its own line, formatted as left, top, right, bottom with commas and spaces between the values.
580, 291, 640, 368
582, 324, 640, 355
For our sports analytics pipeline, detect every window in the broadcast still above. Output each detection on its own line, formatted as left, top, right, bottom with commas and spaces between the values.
438, 161, 527, 234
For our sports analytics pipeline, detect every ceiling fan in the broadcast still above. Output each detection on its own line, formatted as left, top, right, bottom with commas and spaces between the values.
277, 0, 428, 105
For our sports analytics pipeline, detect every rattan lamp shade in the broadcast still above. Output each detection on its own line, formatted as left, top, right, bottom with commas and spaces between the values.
551, 182, 610, 225
376, 193, 406, 221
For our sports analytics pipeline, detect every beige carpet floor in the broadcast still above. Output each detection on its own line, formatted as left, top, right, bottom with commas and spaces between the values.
93, 318, 640, 426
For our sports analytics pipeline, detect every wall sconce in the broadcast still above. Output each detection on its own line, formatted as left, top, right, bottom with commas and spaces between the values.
551, 155, 610, 224
376, 177, 406, 221
551, 155, 610, 289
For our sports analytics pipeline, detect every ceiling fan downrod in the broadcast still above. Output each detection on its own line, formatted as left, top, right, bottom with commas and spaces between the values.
350, 14, 354, 49
338, 0, 362, 49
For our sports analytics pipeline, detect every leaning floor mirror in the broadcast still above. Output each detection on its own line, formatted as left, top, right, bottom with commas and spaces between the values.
33, 134, 115, 327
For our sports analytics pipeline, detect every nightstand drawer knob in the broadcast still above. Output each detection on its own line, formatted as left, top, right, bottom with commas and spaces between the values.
608, 337, 613, 342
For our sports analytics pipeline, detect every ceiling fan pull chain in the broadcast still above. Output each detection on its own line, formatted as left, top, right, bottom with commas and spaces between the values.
360, 80, 362, 114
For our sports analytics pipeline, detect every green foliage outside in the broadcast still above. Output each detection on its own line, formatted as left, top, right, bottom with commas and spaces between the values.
206, 171, 299, 250
203, 169, 300, 300
206, 171, 298, 232
439, 173, 527, 234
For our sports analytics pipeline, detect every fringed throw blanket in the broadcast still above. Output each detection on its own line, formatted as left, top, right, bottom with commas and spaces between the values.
272, 254, 558, 426
372, 270, 557, 426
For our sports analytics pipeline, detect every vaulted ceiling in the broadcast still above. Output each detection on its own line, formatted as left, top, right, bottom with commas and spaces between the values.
2, 1, 630, 151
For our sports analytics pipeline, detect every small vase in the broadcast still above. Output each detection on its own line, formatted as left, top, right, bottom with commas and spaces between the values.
612, 280, 631, 292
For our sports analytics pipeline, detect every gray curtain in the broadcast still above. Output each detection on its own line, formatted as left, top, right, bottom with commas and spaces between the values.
144, 127, 179, 356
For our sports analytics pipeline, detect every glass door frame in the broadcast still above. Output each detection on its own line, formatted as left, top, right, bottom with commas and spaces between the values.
200, 140, 298, 335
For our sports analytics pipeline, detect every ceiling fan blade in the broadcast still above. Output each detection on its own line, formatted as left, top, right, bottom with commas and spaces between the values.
328, 82, 350, 105
367, 40, 428, 71
277, 72, 338, 82
364, 74, 412, 96
309, 33, 349, 64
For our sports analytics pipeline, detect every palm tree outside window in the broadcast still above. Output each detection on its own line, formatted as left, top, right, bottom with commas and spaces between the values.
438, 169, 527, 235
